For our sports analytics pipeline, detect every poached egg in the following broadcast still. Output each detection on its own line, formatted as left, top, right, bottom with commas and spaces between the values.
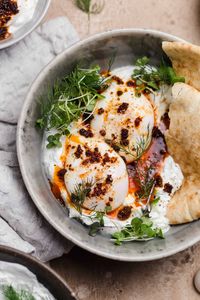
64, 134, 129, 212
91, 66, 155, 163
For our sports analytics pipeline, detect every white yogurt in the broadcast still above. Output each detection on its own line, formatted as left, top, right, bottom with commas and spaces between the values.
0, 261, 55, 300
150, 156, 184, 232
42, 130, 65, 180
9, 0, 39, 34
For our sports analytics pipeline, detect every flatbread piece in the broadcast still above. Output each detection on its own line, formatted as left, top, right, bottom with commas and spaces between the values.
165, 83, 200, 224
162, 41, 200, 91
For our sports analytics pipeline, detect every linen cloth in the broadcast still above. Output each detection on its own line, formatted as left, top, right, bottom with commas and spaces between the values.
0, 17, 79, 261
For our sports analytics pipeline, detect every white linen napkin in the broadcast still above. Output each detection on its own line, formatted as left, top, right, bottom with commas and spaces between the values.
0, 17, 79, 262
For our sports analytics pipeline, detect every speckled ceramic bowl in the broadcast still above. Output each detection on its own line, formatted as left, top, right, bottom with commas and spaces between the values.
17, 29, 200, 261
0, 246, 76, 299
0, 0, 50, 49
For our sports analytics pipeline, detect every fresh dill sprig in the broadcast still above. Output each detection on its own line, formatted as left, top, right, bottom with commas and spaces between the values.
112, 216, 164, 245
132, 56, 185, 96
3, 285, 35, 300
134, 164, 155, 200
107, 50, 117, 73
106, 125, 151, 161
70, 179, 112, 236
133, 125, 151, 159
70, 179, 95, 213
76, 0, 105, 14
36, 65, 109, 148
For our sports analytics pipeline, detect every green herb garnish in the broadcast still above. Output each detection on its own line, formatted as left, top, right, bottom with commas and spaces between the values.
76, 0, 105, 15
36, 65, 109, 148
131, 162, 157, 216
112, 217, 164, 245
132, 56, 185, 96
46, 133, 62, 149
88, 205, 112, 236
135, 166, 155, 201
71, 179, 95, 213
3, 286, 35, 300
106, 124, 151, 161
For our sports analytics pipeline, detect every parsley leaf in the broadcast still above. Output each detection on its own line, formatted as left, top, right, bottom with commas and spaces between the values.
112, 217, 164, 245
132, 56, 185, 96
46, 133, 62, 149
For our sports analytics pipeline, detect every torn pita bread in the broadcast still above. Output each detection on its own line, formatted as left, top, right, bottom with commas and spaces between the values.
165, 83, 200, 224
162, 41, 200, 91
167, 174, 200, 224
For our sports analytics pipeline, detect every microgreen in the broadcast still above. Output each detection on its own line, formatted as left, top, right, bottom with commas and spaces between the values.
112, 217, 164, 245
132, 56, 185, 96
36, 65, 109, 147
3, 285, 35, 300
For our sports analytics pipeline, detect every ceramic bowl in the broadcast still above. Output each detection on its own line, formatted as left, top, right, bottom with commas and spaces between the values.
0, 0, 51, 49
0, 245, 76, 299
17, 29, 200, 261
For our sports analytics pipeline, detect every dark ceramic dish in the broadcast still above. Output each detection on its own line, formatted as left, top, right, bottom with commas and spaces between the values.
0, 246, 76, 299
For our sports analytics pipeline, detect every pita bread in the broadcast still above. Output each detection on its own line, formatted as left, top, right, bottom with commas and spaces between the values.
162, 41, 200, 91
167, 175, 200, 224
165, 83, 200, 224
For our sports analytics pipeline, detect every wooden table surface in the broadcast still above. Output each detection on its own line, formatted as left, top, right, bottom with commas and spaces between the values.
46, 1, 200, 299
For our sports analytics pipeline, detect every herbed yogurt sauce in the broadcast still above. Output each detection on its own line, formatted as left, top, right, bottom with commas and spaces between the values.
0, 261, 55, 300
42, 65, 184, 235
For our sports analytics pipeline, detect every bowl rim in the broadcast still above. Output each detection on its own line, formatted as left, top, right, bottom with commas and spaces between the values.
0, 0, 51, 50
0, 245, 76, 299
17, 28, 199, 262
